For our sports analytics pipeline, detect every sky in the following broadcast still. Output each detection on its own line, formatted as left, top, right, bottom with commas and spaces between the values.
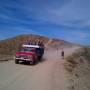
0, 0, 90, 45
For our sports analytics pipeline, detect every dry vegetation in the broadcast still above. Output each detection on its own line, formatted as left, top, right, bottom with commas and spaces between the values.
65, 47, 90, 90
65, 47, 90, 72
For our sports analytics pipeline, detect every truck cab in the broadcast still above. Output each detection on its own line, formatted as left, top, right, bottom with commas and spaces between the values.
15, 44, 44, 65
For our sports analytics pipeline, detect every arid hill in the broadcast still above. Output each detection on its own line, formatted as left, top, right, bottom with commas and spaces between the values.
0, 34, 79, 55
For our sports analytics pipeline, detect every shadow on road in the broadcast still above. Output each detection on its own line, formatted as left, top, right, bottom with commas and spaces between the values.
39, 58, 46, 63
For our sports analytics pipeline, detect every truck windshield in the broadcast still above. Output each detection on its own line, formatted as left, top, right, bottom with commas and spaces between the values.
19, 48, 35, 52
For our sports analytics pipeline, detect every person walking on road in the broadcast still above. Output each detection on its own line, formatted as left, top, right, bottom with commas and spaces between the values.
61, 50, 64, 59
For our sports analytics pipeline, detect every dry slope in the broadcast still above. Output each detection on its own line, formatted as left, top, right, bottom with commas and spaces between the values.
65, 47, 90, 90
0, 34, 76, 55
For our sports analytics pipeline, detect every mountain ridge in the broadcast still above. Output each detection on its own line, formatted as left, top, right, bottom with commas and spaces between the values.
0, 34, 81, 55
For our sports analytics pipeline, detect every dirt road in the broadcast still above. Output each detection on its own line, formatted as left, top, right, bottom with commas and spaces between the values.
0, 47, 79, 90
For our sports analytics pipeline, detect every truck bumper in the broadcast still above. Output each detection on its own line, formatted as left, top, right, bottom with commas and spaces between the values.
15, 58, 32, 61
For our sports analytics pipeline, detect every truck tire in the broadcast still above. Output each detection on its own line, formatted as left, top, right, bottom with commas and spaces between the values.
38, 56, 42, 61
15, 59, 19, 64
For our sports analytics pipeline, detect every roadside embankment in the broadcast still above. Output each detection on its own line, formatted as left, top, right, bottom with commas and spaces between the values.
0, 55, 14, 62
64, 47, 90, 90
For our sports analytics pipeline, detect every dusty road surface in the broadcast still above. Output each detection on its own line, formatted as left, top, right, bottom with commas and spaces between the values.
0, 47, 79, 90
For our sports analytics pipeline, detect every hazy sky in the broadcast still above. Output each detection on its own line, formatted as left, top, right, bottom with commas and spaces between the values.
0, 0, 90, 45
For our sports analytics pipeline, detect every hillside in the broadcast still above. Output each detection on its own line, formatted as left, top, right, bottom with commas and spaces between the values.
65, 47, 90, 90
0, 34, 78, 55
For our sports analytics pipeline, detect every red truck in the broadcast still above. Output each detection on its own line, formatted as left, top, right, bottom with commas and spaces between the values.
15, 44, 44, 65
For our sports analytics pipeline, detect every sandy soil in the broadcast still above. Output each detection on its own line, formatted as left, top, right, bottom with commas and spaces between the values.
0, 47, 79, 90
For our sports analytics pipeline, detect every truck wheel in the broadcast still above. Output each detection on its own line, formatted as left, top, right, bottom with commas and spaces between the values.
24, 60, 27, 64
15, 59, 19, 64
38, 56, 42, 61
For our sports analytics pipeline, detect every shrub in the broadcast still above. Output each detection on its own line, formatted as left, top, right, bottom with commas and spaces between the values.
65, 47, 90, 72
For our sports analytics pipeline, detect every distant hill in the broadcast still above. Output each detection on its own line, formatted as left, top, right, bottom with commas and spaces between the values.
0, 34, 80, 55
